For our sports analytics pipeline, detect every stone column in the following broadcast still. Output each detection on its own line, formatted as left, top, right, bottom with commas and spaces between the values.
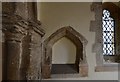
5, 33, 27, 80
2, 12, 30, 80
26, 21, 45, 80
2, 2, 45, 80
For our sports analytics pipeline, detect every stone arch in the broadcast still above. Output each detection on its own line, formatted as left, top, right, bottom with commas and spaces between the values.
42, 26, 88, 78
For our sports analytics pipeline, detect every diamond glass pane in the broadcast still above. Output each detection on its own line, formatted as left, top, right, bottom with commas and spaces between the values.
102, 10, 115, 55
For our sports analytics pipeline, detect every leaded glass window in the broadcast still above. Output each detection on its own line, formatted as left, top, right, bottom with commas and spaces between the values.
102, 10, 115, 55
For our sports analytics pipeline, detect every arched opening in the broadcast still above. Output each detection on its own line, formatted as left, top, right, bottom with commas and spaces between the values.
42, 26, 88, 78
102, 2, 120, 63
91, 2, 120, 71
52, 37, 77, 74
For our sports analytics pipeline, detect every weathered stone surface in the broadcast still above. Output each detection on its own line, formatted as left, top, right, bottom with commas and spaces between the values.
2, 2, 45, 80
79, 65, 88, 77
15, 2, 37, 20
2, 2, 16, 14
90, 2, 103, 66
42, 65, 51, 79
42, 26, 88, 78
6, 41, 23, 80
26, 31, 42, 80
90, 2, 120, 70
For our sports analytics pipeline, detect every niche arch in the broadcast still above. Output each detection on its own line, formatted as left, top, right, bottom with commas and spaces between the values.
42, 26, 88, 78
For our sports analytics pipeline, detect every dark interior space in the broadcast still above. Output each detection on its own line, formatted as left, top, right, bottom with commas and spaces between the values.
51, 64, 79, 74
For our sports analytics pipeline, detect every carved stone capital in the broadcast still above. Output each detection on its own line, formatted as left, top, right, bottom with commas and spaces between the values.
2, 13, 45, 42
28, 20, 45, 37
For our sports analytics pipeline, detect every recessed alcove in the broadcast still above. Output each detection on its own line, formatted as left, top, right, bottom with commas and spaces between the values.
42, 26, 88, 79
52, 37, 78, 74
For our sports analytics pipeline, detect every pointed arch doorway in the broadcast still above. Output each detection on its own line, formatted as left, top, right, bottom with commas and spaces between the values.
42, 26, 88, 79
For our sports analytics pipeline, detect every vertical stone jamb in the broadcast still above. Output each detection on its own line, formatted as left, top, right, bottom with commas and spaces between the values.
90, 2, 103, 66
26, 21, 45, 80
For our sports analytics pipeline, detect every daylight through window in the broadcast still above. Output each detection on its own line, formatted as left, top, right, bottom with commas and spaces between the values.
102, 10, 115, 55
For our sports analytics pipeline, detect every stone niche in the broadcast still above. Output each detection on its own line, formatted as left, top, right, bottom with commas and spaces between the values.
42, 26, 88, 79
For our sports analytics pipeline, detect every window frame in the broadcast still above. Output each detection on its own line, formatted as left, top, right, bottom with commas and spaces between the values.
91, 2, 120, 72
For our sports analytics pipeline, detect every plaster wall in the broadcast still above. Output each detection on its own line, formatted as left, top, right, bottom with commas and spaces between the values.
37, 2, 118, 80
0, 2, 119, 81
52, 37, 76, 64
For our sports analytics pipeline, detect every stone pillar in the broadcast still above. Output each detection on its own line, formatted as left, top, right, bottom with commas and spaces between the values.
5, 33, 27, 80
26, 21, 44, 80
2, 12, 30, 80
15, 2, 37, 20
2, 2, 45, 80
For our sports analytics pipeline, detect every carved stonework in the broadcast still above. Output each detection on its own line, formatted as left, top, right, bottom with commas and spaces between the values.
2, 2, 45, 80
42, 26, 88, 79
26, 30, 43, 80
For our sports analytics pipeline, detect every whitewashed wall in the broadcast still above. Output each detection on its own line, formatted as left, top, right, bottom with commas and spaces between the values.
37, 2, 118, 80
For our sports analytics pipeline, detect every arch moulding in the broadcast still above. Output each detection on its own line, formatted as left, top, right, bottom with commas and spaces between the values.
42, 26, 88, 79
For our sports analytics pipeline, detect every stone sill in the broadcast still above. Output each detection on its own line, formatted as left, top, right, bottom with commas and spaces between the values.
95, 63, 119, 72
